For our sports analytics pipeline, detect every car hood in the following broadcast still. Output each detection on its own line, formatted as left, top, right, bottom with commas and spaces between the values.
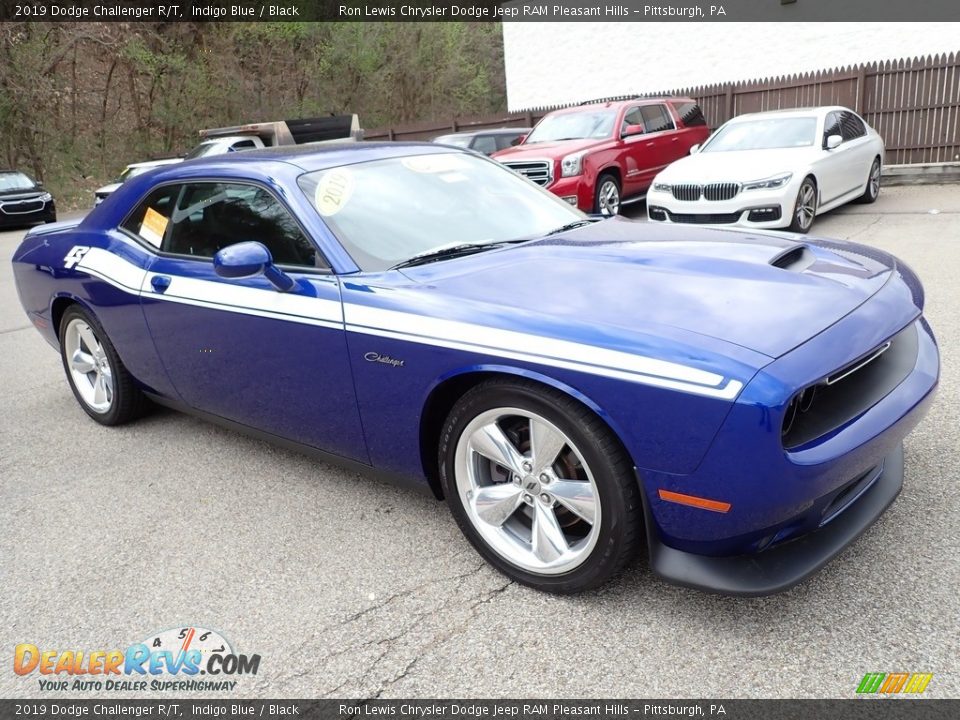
493, 137, 604, 160
657, 147, 818, 183
398, 218, 895, 359
0, 188, 43, 200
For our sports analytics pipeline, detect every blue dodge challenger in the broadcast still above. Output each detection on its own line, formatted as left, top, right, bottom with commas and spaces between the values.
12, 144, 938, 594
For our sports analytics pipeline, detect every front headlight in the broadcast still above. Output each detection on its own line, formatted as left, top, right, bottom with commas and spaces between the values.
652, 182, 672, 192
39, 192, 53, 202
742, 173, 792, 191
560, 152, 586, 178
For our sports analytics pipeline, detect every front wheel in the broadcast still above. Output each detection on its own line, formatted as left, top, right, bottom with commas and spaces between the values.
788, 177, 818, 233
594, 173, 621, 216
439, 379, 643, 593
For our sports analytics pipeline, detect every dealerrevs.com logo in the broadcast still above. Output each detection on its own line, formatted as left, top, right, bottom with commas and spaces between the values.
14, 626, 260, 692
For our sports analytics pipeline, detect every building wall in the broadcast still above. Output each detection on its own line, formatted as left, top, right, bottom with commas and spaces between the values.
503, 22, 960, 110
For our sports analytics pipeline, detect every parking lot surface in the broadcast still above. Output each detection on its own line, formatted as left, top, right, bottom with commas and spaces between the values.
2, 184, 958, 699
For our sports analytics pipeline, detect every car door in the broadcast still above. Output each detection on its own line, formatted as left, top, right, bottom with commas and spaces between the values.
838, 111, 875, 193
629, 104, 678, 193
124, 180, 369, 462
618, 105, 650, 195
817, 111, 849, 205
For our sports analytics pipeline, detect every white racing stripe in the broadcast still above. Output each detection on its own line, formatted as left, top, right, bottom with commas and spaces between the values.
73, 246, 744, 400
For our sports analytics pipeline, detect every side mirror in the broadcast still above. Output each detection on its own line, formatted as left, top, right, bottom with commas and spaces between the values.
214, 241, 296, 293
513, 134, 526, 146
621, 124, 644, 138
689, 143, 701, 155
825, 134, 842, 150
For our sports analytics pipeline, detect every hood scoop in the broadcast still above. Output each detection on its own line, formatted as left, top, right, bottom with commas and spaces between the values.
770, 244, 815, 272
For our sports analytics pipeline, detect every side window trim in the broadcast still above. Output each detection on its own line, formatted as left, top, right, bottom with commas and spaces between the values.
115, 178, 333, 273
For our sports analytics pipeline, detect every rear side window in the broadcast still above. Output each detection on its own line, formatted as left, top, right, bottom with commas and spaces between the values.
471, 135, 497, 155
121, 185, 181, 248
675, 102, 707, 127
639, 104, 675, 133
840, 112, 866, 141
163, 182, 320, 267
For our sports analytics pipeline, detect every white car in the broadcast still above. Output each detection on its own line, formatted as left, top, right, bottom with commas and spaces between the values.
646, 107, 884, 233
94, 158, 183, 205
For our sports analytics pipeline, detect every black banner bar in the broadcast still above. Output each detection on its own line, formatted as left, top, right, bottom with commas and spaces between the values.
1, 700, 959, 720
1, 0, 960, 22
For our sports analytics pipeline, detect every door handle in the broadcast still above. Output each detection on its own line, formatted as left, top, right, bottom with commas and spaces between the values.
150, 275, 171, 293
645, 142, 655, 147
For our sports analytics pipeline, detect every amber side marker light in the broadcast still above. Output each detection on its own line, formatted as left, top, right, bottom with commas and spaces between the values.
658, 489, 732, 513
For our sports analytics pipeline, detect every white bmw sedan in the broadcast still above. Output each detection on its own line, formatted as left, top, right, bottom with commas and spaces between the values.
646, 107, 884, 233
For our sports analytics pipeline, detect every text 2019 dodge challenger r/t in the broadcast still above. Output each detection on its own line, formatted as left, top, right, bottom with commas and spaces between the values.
12, 144, 938, 594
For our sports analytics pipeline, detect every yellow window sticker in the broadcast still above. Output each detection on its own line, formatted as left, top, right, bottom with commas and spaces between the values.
139, 207, 168, 247
315, 168, 355, 217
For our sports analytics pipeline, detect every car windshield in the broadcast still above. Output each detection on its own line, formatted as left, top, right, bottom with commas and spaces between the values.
298, 152, 584, 272
525, 110, 617, 143
0, 172, 35, 191
702, 117, 818, 151
116, 165, 152, 183
184, 142, 219, 159
433, 135, 472, 147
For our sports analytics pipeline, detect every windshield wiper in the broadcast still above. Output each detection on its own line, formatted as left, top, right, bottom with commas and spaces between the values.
544, 220, 594, 236
391, 242, 504, 270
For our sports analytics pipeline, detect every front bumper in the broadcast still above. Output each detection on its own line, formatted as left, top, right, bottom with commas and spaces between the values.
640, 443, 903, 596
544, 174, 594, 212
0, 198, 55, 226
647, 185, 795, 229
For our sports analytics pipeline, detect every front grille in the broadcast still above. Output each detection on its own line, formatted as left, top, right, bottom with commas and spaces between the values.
703, 182, 740, 201
502, 160, 552, 186
0, 199, 43, 214
782, 323, 919, 450
667, 211, 740, 224
671, 183, 740, 201
671, 184, 701, 201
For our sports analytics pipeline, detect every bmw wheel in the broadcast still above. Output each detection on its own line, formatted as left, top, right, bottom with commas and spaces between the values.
788, 177, 818, 233
439, 379, 643, 593
594, 173, 621, 216
59, 306, 147, 425
856, 158, 881, 204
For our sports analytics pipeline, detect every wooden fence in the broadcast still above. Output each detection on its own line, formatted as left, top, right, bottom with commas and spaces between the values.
365, 52, 960, 165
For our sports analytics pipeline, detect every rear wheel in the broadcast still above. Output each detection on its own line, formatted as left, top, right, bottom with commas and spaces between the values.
439, 379, 643, 593
855, 157, 881, 204
59, 306, 147, 425
788, 177, 818, 233
594, 173, 621, 216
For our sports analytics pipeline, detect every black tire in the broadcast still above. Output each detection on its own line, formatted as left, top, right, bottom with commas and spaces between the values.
59, 305, 147, 425
594, 172, 621, 216
787, 176, 818, 233
439, 378, 643, 593
855, 157, 881, 204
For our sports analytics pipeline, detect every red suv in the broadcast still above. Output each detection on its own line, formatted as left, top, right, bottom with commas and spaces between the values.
492, 98, 710, 215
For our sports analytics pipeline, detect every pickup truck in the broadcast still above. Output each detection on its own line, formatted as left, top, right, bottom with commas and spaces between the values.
192, 115, 364, 157
93, 116, 364, 206
492, 98, 709, 215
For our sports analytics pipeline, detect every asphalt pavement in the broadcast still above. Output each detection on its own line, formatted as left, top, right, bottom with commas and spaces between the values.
2, 185, 958, 699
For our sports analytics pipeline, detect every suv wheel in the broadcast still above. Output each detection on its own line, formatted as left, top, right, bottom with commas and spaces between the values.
595, 174, 621, 216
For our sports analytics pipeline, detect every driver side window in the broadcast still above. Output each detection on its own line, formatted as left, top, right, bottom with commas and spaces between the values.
161, 182, 324, 268
823, 112, 842, 148
622, 107, 644, 134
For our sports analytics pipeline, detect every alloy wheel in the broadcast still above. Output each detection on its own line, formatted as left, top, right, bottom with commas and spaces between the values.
64, 318, 113, 414
454, 407, 601, 575
598, 180, 620, 216
795, 183, 817, 230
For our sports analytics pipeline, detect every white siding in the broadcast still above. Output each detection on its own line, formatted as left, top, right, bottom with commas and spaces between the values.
503, 22, 960, 110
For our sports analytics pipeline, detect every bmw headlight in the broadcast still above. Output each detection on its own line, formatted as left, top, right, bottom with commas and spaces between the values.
652, 182, 672, 192
560, 152, 586, 178
39, 192, 53, 202
742, 173, 792, 191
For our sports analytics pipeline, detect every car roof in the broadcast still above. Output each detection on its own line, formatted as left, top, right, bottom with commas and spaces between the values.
551, 97, 695, 114
437, 128, 530, 138
728, 106, 851, 122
